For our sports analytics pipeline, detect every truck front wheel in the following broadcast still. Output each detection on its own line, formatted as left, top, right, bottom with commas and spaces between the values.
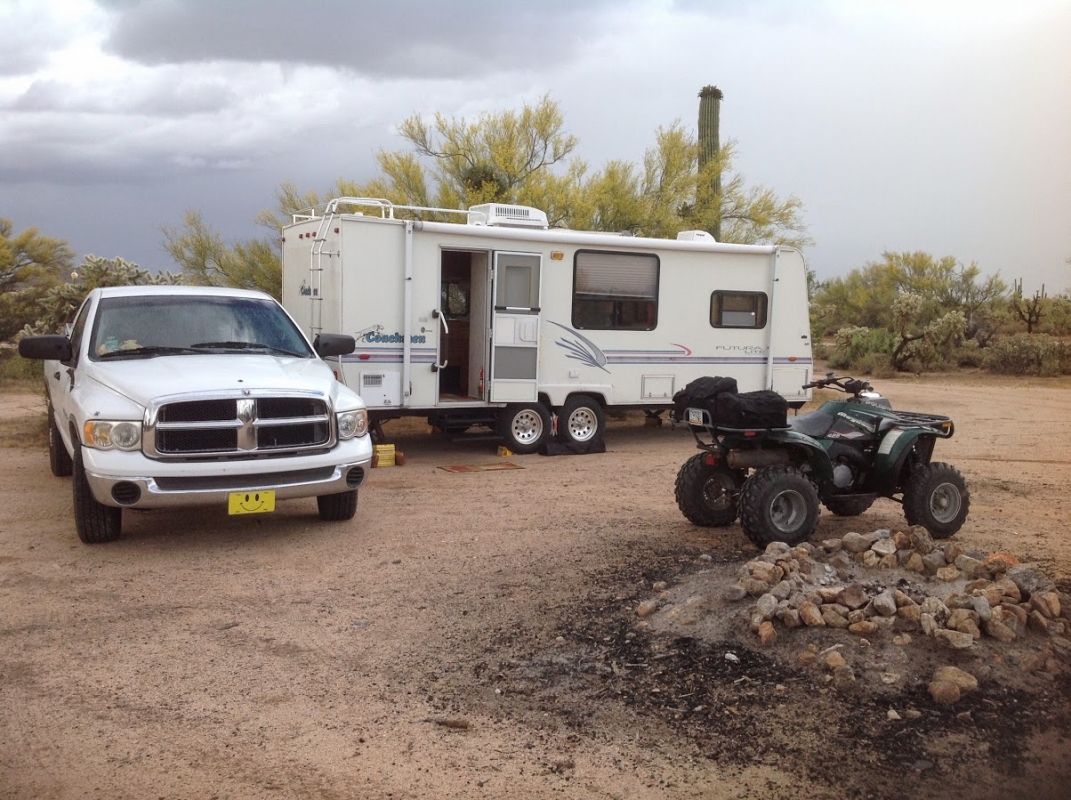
72, 449, 121, 543
318, 489, 358, 521
49, 412, 73, 477
497, 403, 551, 454
903, 462, 969, 538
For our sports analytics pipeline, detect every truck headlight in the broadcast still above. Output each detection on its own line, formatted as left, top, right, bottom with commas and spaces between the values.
83, 420, 142, 450
337, 409, 368, 440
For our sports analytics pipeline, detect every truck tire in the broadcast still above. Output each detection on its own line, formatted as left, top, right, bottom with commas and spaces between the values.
497, 403, 551, 454
317, 489, 358, 521
72, 449, 121, 543
49, 412, 73, 477
558, 395, 605, 445
675, 453, 741, 527
823, 495, 875, 517
739, 465, 819, 548
903, 462, 969, 539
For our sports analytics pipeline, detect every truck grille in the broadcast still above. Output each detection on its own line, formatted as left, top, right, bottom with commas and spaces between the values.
147, 394, 333, 458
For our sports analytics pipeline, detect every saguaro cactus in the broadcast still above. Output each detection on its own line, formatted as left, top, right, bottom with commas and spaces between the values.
698, 85, 723, 240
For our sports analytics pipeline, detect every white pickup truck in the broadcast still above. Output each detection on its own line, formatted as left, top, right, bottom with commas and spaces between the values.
18, 285, 374, 543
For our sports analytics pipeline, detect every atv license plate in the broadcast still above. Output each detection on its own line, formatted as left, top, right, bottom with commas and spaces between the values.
687, 408, 705, 426
228, 490, 276, 515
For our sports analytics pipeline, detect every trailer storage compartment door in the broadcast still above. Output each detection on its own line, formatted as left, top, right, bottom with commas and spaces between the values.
490, 252, 541, 402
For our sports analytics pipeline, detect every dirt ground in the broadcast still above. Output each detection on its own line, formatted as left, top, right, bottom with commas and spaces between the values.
2, 370, 1070, 800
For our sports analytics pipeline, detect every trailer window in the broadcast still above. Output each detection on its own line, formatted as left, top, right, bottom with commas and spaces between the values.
710, 291, 768, 328
572, 250, 659, 330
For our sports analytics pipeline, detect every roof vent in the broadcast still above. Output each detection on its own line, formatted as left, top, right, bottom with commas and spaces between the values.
677, 230, 716, 242
467, 203, 549, 229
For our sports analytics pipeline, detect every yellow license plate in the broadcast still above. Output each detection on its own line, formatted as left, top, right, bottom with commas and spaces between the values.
228, 490, 276, 515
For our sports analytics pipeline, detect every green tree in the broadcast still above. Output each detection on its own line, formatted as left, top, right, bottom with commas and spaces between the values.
25, 255, 181, 335
0, 219, 75, 339
162, 210, 280, 298
265, 96, 809, 246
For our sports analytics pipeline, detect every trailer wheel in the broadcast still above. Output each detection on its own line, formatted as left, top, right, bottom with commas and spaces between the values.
317, 489, 358, 521
49, 410, 73, 477
903, 462, 969, 539
72, 448, 121, 544
558, 395, 605, 445
675, 453, 741, 527
497, 403, 551, 454
738, 465, 819, 548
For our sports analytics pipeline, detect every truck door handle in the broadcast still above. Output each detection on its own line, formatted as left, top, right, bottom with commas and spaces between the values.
432, 308, 450, 335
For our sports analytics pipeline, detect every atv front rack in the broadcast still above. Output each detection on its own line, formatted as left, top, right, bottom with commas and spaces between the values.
886, 411, 954, 437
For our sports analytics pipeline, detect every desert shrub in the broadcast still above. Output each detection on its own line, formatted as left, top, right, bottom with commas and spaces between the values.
984, 334, 1071, 376
0, 347, 41, 384
828, 325, 896, 371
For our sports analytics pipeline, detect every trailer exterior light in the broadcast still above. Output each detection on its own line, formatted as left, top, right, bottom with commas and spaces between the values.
551, 250, 564, 260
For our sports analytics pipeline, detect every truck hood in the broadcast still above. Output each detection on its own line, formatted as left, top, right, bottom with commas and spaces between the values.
85, 355, 345, 408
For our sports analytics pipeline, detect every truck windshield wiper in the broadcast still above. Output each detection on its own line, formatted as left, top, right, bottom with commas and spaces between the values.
98, 346, 203, 360
191, 341, 306, 357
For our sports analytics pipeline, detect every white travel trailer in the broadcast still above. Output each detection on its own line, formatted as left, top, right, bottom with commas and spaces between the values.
281, 198, 813, 453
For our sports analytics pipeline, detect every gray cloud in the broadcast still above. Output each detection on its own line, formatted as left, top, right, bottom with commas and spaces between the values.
100, 0, 617, 78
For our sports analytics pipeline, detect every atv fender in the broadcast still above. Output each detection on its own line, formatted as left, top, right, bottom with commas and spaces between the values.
871, 428, 937, 487
758, 430, 835, 487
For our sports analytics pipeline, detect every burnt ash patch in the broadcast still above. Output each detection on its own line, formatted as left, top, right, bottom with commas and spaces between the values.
451, 544, 1071, 799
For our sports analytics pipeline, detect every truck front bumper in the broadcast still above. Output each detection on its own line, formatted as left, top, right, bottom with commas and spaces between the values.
81, 436, 373, 509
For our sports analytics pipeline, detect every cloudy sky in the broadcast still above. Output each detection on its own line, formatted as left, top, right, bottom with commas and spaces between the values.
1, 0, 1068, 291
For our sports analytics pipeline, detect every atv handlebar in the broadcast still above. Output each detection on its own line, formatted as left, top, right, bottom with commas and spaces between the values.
802, 372, 874, 396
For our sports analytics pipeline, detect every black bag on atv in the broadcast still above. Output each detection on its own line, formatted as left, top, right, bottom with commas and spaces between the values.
671, 376, 738, 421
714, 390, 788, 428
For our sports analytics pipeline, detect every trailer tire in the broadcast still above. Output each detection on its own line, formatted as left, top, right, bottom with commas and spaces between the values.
558, 395, 605, 445
739, 465, 819, 548
318, 489, 358, 521
903, 462, 969, 539
49, 410, 73, 477
73, 448, 121, 544
822, 495, 875, 517
497, 403, 551, 454
675, 453, 741, 527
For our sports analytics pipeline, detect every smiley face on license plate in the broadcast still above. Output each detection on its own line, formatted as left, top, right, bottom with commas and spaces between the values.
687, 408, 705, 426
228, 490, 276, 515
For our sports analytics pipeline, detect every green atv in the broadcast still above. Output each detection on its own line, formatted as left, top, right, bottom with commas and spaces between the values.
675, 374, 970, 548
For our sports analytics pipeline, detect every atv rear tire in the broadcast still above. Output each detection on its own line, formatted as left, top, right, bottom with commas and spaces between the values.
739, 465, 820, 547
903, 462, 969, 539
675, 454, 741, 527
823, 495, 875, 517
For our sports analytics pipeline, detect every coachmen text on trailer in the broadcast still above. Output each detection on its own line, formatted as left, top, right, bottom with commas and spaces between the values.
281, 198, 813, 453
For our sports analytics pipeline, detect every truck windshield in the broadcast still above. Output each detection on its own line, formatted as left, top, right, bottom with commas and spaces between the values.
89, 296, 314, 360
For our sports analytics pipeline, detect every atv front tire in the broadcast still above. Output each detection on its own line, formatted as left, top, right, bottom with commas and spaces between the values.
675, 454, 741, 527
823, 495, 875, 517
739, 465, 820, 547
903, 462, 969, 539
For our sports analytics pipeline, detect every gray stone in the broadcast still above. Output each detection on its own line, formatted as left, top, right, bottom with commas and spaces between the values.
1007, 565, 1056, 598
971, 595, 993, 623
872, 538, 898, 557
771, 580, 794, 601
934, 629, 976, 649
843, 531, 879, 553
922, 551, 948, 575
821, 607, 850, 629
724, 583, 749, 602
955, 554, 989, 579
872, 590, 898, 617
920, 597, 950, 620
755, 593, 779, 620
921, 612, 939, 636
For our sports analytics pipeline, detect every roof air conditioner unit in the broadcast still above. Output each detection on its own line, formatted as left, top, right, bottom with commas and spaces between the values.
676, 230, 716, 242
467, 203, 549, 229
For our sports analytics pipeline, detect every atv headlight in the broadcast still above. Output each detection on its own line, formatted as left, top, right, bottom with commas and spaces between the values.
84, 420, 142, 450
337, 409, 368, 440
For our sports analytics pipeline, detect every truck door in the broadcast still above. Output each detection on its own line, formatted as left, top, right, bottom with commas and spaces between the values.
489, 251, 541, 402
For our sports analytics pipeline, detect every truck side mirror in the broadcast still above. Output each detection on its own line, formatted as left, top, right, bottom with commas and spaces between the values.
18, 335, 73, 362
313, 333, 356, 358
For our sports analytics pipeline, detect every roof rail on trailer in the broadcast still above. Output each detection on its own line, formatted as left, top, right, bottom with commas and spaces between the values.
294, 197, 483, 224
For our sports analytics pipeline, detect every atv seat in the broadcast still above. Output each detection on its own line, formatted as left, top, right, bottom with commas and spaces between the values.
788, 409, 836, 438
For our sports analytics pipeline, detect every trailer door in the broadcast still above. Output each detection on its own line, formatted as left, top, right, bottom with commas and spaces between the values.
489, 251, 541, 402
